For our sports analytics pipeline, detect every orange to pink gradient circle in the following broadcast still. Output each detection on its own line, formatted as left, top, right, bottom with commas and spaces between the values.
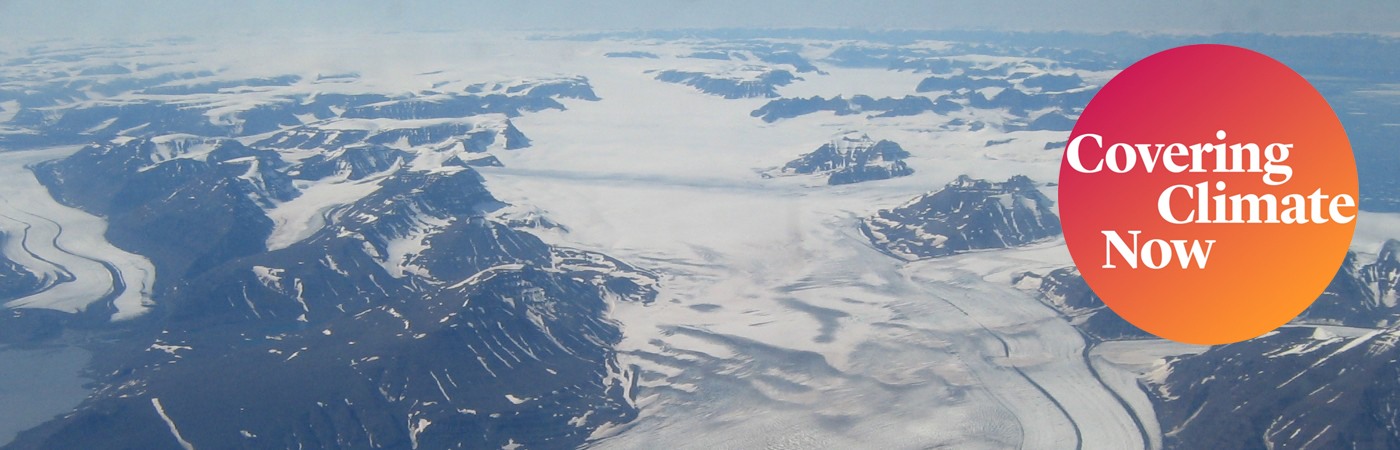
1058, 44, 1357, 345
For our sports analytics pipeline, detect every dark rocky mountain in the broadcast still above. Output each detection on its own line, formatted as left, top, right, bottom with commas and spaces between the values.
916, 74, 1010, 92
7, 263, 643, 450
1147, 325, 1400, 449
255, 119, 531, 155
821, 42, 1118, 72
0, 309, 72, 344
684, 51, 742, 61
48, 102, 228, 139
140, 75, 302, 95
341, 94, 563, 121
965, 87, 1095, 118
0, 260, 40, 302
1295, 239, 1400, 327
654, 69, 797, 99
0, 235, 48, 304
1362, 240, 1400, 310
444, 153, 504, 168
1020, 73, 1086, 92
0, 71, 593, 151
1011, 267, 1150, 341
1012, 241, 1400, 447
775, 133, 913, 185
657, 41, 818, 72
1022, 111, 1077, 131
751, 94, 961, 122
1016, 241, 1400, 342
4, 91, 403, 147
13, 139, 658, 450
1012, 240, 1400, 449
1, 66, 649, 449
862, 175, 1061, 260
34, 138, 284, 283
466, 76, 602, 102
153, 167, 507, 324
290, 144, 409, 181
910, 72, 1088, 125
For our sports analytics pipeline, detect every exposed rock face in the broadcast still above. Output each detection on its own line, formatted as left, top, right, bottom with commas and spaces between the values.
1148, 326, 1400, 450
1011, 267, 1150, 341
777, 134, 913, 185
1298, 240, 1400, 327
6, 70, 646, 450
751, 94, 961, 122
655, 69, 797, 99
1021, 239, 1400, 448
862, 175, 1061, 260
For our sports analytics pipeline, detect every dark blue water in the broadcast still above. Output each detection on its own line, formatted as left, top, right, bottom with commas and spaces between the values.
0, 345, 92, 446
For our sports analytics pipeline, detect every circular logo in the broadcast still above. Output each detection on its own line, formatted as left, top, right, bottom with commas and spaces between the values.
1058, 44, 1358, 345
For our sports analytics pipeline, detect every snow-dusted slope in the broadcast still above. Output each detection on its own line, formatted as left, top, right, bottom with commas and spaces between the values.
0, 36, 650, 450
863, 175, 1061, 260
774, 132, 914, 185
1147, 326, 1400, 449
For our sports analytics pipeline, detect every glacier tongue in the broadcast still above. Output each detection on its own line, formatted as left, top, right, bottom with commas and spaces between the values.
0, 147, 156, 321
264, 174, 389, 251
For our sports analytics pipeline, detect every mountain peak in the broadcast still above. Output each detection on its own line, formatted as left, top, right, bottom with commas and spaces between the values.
776, 133, 913, 185
863, 175, 1060, 260
1380, 239, 1400, 262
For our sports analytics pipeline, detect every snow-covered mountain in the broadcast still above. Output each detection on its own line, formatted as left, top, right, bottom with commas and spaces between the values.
1022, 240, 1400, 448
862, 175, 1062, 260
751, 94, 962, 122
1012, 267, 1151, 341
1361, 240, 1400, 309
1148, 326, 1400, 449
1016, 240, 1400, 342
1289, 240, 1400, 327
774, 133, 913, 185
0, 47, 662, 448
654, 68, 797, 99
13, 138, 655, 449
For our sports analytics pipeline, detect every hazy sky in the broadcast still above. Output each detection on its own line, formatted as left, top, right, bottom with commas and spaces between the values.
0, 0, 1397, 39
